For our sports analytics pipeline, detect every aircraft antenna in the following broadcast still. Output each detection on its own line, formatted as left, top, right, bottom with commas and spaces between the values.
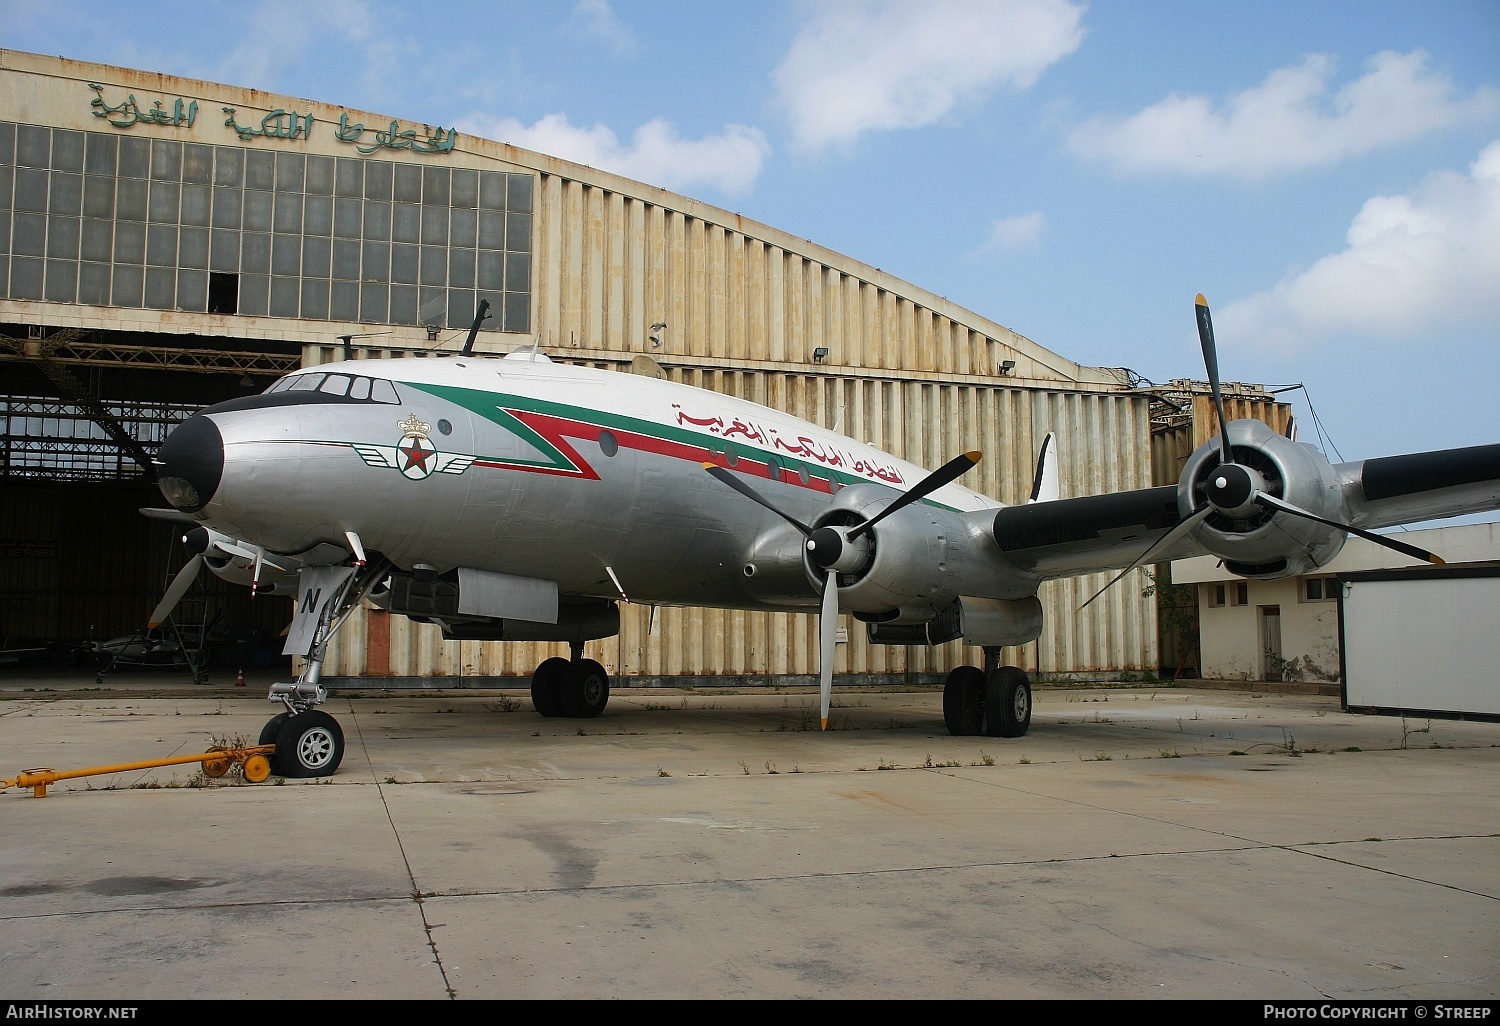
460, 300, 492, 357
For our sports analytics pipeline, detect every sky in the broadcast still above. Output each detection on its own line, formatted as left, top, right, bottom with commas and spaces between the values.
3, 0, 1499, 479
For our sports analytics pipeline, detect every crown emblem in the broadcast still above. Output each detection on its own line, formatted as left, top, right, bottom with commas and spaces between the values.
398, 414, 431, 437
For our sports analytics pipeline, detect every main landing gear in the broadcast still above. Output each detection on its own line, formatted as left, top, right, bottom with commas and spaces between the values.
530, 642, 610, 718
942, 646, 1032, 738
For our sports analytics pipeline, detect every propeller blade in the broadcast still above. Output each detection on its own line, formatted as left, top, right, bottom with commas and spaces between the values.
1254, 494, 1445, 565
1194, 294, 1235, 461
819, 569, 838, 730
849, 450, 981, 540
702, 464, 813, 536
147, 554, 203, 628
1078, 505, 1214, 612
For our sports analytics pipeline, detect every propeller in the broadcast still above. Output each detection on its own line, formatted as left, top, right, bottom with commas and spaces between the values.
147, 553, 203, 628
1080, 294, 1443, 610
706, 449, 981, 728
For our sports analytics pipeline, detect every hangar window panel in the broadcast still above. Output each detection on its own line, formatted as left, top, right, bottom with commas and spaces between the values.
115, 178, 147, 221
243, 191, 273, 233
51, 130, 84, 172
181, 184, 210, 226
82, 176, 115, 218
394, 164, 422, 203
46, 216, 79, 260
112, 220, 145, 264
332, 239, 360, 280
83, 133, 116, 176
446, 289, 476, 328
418, 246, 445, 286
0, 123, 16, 165
245, 151, 275, 191
508, 174, 533, 213
390, 244, 417, 284
303, 194, 332, 236
477, 209, 504, 250
0, 166, 11, 212
209, 229, 239, 272
389, 283, 417, 324
144, 265, 175, 308
49, 173, 82, 216
505, 212, 531, 252
214, 148, 243, 188
334, 157, 363, 197
422, 166, 450, 207
145, 224, 177, 267
305, 155, 334, 195
478, 173, 506, 211
448, 248, 475, 288
0, 212, 8, 256
476, 250, 502, 290
361, 241, 390, 280
273, 193, 304, 233
211, 188, 242, 230
118, 137, 149, 179
177, 268, 207, 311
504, 252, 530, 292
363, 200, 391, 242
182, 143, 212, 184
361, 282, 389, 323
269, 276, 299, 318
13, 211, 47, 257
10, 256, 43, 298
238, 273, 268, 317
208, 271, 237, 314
301, 236, 331, 278
502, 293, 530, 333
330, 279, 359, 321
275, 152, 305, 194
391, 202, 419, 244
180, 227, 208, 269
80, 219, 112, 263
418, 286, 446, 326
451, 169, 477, 208
14, 167, 48, 212
420, 205, 447, 246
147, 181, 180, 223
333, 197, 362, 239
17, 125, 50, 168
44, 258, 77, 302
76, 261, 110, 305
241, 232, 271, 274
363, 161, 392, 202
299, 277, 328, 319
1, 396, 203, 483
270, 234, 300, 276
449, 206, 477, 249
110, 262, 142, 307
149, 140, 182, 182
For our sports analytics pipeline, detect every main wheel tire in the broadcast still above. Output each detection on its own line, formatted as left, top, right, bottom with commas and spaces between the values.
531, 657, 569, 717
560, 658, 610, 718
942, 665, 986, 736
272, 710, 344, 778
984, 665, 1032, 738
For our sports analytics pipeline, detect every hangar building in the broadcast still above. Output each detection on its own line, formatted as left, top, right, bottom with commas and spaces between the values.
0, 50, 1284, 685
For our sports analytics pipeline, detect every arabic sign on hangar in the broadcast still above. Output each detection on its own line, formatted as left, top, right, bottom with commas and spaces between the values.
87, 82, 457, 156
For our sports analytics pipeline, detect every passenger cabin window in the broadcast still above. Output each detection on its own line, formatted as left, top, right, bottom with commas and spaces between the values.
265, 372, 401, 403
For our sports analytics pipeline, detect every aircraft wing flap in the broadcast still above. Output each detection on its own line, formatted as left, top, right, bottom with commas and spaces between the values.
1342, 443, 1500, 530
989, 485, 1185, 579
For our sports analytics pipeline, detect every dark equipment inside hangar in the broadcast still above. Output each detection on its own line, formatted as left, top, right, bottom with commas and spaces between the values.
1, 326, 297, 674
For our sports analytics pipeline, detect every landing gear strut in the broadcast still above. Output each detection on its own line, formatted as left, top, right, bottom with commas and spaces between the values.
943, 647, 1032, 738
530, 642, 610, 719
260, 559, 388, 778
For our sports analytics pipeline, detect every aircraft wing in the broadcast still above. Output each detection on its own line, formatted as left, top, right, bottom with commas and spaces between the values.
990, 485, 1183, 579
1340, 443, 1500, 530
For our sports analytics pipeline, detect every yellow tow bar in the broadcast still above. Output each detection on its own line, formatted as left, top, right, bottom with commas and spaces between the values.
2, 744, 276, 797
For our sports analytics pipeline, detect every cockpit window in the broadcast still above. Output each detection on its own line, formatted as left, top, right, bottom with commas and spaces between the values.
264, 372, 401, 403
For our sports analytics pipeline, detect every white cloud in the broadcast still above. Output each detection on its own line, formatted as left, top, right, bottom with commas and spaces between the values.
1068, 50, 1499, 179
1216, 141, 1500, 352
565, 0, 639, 58
774, 0, 1085, 154
978, 211, 1046, 252
211, 0, 377, 88
457, 112, 771, 197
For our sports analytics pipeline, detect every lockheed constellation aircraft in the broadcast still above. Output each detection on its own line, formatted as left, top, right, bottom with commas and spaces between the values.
147, 296, 1500, 778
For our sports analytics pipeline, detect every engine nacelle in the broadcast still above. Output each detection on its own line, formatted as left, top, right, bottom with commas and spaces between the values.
1180, 419, 1348, 577
185, 526, 299, 595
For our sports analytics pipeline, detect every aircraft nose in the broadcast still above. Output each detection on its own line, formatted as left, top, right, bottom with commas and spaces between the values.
156, 413, 223, 513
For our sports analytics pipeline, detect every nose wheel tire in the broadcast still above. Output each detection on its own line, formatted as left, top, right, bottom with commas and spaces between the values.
269, 710, 345, 778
